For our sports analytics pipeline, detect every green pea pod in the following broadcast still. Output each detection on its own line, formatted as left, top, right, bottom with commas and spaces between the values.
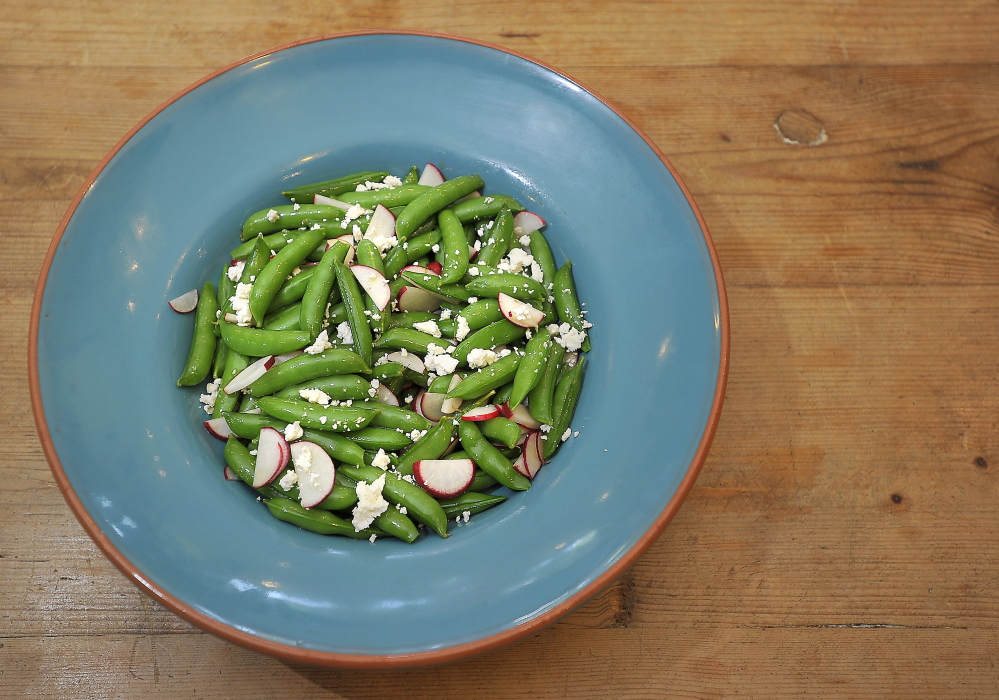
212, 350, 249, 418
437, 491, 507, 519
231, 229, 296, 259
262, 302, 303, 331
218, 322, 312, 358
221, 412, 365, 465
246, 348, 370, 397
452, 319, 526, 364
241, 204, 344, 241
509, 327, 553, 407
468, 470, 499, 492
343, 427, 414, 452
447, 352, 522, 400
492, 381, 514, 407
353, 238, 385, 275
362, 361, 407, 382
456, 298, 504, 333
211, 340, 229, 379
385, 312, 437, 330
400, 270, 470, 303
281, 171, 390, 204
274, 476, 359, 512
464, 272, 547, 302
457, 420, 531, 491
363, 402, 432, 433
479, 416, 522, 449
337, 464, 449, 538
256, 396, 379, 432
264, 497, 384, 539
437, 208, 470, 283
527, 340, 563, 425
396, 415, 460, 475
216, 263, 236, 336
528, 230, 557, 289
336, 184, 431, 209
273, 374, 374, 402
266, 265, 316, 311
223, 436, 283, 499
300, 242, 348, 339
395, 175, 485, 240
177, 282, 219, 386
403, 228, 443, 264
553, 260, 591, 352
475, 208, 514, 267
334, 257, 373, 368
401, 166, 420, 185
544, 356, 586, 459
451, 195, 524, 222
374, 327, 452, 356
382, 244, 410, 280
249, 228, 327, 325
372, 509, 420, 543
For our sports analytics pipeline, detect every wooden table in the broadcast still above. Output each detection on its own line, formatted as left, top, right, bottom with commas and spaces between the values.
5, 2, 999, 696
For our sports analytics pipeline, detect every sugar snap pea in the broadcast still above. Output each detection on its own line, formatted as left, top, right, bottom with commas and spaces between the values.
395, 175, 484, 241
438, 492, 507, 519
338, 464, 449, 538
245, 348, 370, 397
458, 420, 531, 491
177, 282, 218, 386
248, 228, 327, 325
282, 171, 390, 204
265, 497, 385, 539
437, 208, 469, 283
241, 204, 344, 241
334, 256, 373, 368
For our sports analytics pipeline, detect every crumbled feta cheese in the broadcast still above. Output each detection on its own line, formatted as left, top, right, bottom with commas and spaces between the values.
510, 300, 540, 324
408, 429, 427, 442
396, 503, 408, 515
467, 266, 480, 277
455, 315, 471, 342
293, 203, 301, 211
369, 534, 377, 543
335, 321, 353, 345
368, 379, 379, 398
278, 469, 298, 490
497, 248, 534, 275
484, 197, 494, 203
440, 308, 452, 320
553, 323, 586, 352
424, 346, 459, 375
304, 329, 333, 355
466, 347, 499, 369
573, 431, 580, 438
199, 378, 221, 414
299, 388, 332, 405
467, 297, 478, 304
383, 175, 403, 187
371, 448, 391, 470
431, 244, 440, 253
229, 282, 254, 326
404, 395, 413, 403
519, 235, 532, 247
413, 320, 442, 338
265, 209, 280, 223
461, 510, 471, 523
529, 262, 545, 284
561, 428, 572, 442
284, 421, 304, 441
227, 261, 245, 282
344, 204, 368, 221
352, 475, 389, 531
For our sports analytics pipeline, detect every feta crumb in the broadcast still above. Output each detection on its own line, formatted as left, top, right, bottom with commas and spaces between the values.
335, 321, 353, 345
467, 266, 480, 277
574, 431, 580, 438
552, 323, 586, 352
352, 475, 389, 531
408, 428, 427, 442
404, 395, 414, 404
383, 175, 403, 187
497, 248, 534, 275
300, 388, 332, 405
371, 448, 391, 470
462, 510, 471, 523
530, 262, 545, 284
199, 378, 221, 414
484, 197, 494, 203
227, 261, 245, 282
293, 203, 301, 211
284, 421, 304, 441
402, 474, 415, 484
466, 347, 499, 369
229, 282, 254, 326
304, 329, 333, 355
440, 308, 452, 320
265, 209, 280, 223
424, 348, 459, 375
396, 503, 408, 515
278, 469, 298, 490
431, 244, 440, 253
561, 428, 572, 442
519, 235, 532, 247
455, 315, 471, 342
467, 297, 478, 304
369, 534, 377, 543
413, 320, 442, 338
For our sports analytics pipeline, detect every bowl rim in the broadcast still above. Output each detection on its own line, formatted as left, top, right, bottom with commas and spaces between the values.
28, 29, 730, 668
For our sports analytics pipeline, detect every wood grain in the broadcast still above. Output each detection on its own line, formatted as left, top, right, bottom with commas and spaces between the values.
4, 0, 999, 697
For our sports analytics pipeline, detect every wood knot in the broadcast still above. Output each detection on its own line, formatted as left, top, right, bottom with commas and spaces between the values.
975, 456, 988, 469
890, 493, 903, 504
774, 109, 827, 146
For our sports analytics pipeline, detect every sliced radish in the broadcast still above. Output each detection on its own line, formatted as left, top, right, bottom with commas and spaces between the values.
224, 355, 276, 394
426, 261, 444, 275
401, 264, 437, 276
513, 431, 545, 479
397, 285, 442, 313
373, 383, 400, 407
327, 237, 356, 265
563, 351, 579, 370
468, 243, 479, 261
385, 350, 425, 373
513, 211, 546, 235
413, 458, 474, 498
223, 465, 241, 481
350, 264, 391, 311
204, 416, 233, 440
313, 193, 351, 209
418, 163, 445, 186
498, 292, 545, 328
363, 204, 397, 247
507, 402, 542, 429
420, 392, 447, 422
290, 441, 336, 508
168, 289, 199, 313
253, 427, 289, 488
440, 374, 464, 415
273, 350, 303, 366
413, 391, 427, 419
462, 405, 500, 421
456, 189, 482, 202
441, 436, 460, 456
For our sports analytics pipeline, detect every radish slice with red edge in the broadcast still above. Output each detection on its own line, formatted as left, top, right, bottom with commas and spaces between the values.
363, 204, 397, 245
412, 458, 475, 498
498, 293, 545, 328
223, 465, 241, 481
385, 351, 426, 374
417, 163, 445, 186
401, 264, 436, 275
426, 261, 444, 275
313, 193, 351, 209
396, 285, 442, 313
224, 355, 275, 394
290, 441, 336, 508
350, 264, 391, 311
168, 289, 199, 313
413, 391, 428, 419
562, 351, 579, 370
461, 405, 500, 421
506, 402, 542, 429
420, 392, 447, 422
252, 427, 289, 488
513, 211, 546, 234
440, 375, 463, 415
327, 237, 356, 265
522, 431, 545, 478
373, 383, 400, 407
204, 416, 233, 440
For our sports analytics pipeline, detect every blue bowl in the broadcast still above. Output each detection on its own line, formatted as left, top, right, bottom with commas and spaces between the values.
30, 32, 728, 667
